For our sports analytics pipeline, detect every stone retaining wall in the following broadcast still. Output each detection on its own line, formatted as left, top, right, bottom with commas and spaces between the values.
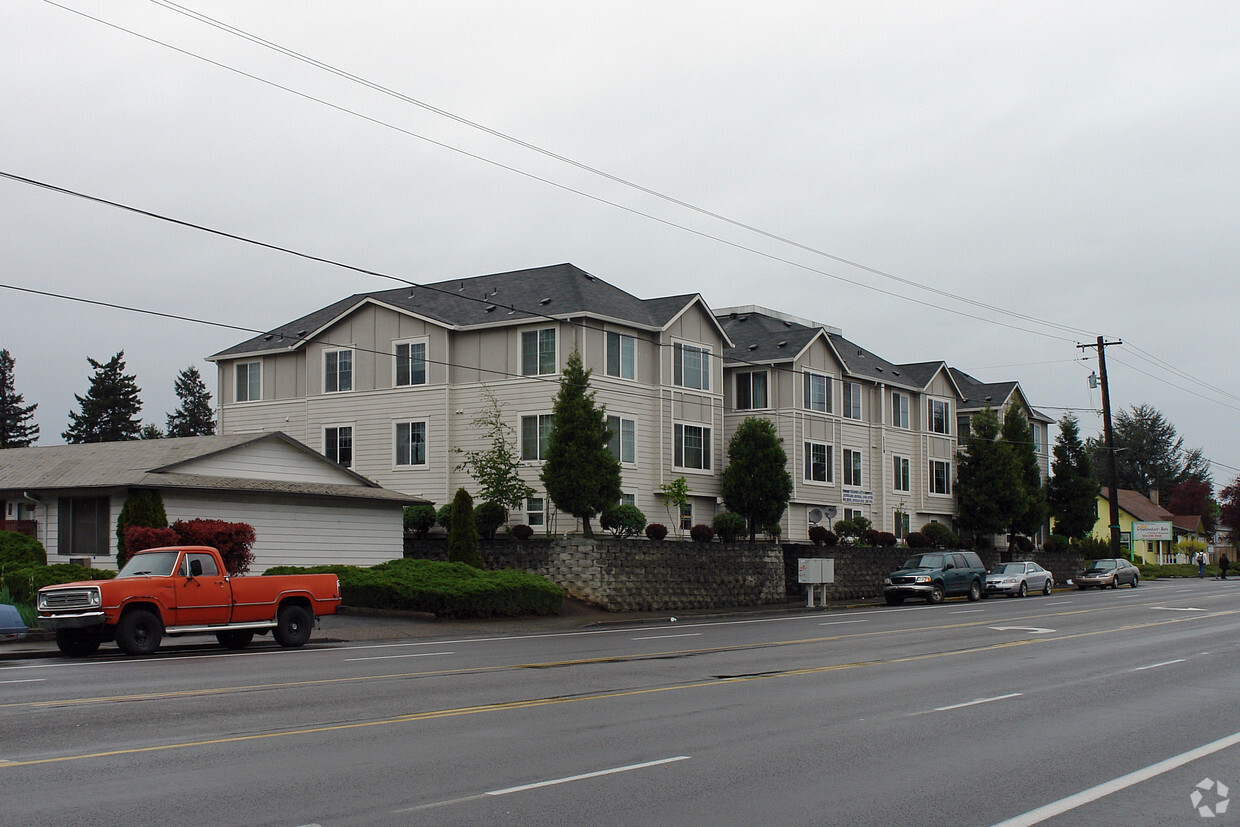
404, 536, 786, 612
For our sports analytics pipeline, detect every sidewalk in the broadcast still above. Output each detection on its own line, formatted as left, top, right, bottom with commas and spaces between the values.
0, 597, 850, 661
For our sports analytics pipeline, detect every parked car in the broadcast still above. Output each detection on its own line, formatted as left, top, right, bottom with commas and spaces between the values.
984, 561, 1054, 598
1075, 558, 1140, 589
883, 551, 986, 605
0, 603, 28, 641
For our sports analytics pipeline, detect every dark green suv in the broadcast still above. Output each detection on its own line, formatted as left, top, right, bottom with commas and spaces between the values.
883, 551, 986, 605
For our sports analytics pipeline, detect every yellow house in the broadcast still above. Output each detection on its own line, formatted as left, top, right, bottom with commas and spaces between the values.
1090, 488, 1177, 563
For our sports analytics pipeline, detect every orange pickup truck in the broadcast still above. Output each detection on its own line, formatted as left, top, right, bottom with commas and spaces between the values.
36, 545, 341, 657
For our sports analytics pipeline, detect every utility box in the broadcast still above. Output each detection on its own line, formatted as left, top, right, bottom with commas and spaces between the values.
798, 558, 835, 608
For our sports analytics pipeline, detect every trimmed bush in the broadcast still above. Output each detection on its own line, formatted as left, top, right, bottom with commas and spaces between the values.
436, 503, 453, 529
712, 512, 746, 542
920, 522, 957, 548
474, 501, 508, 541
861, 529, 882, 546
511, 524, 534, 541
645, 523, 668, 541
265, 558, 563, 618
0, 529, 47, 569
763, 523, 782, 541
172, 519, 256, 575
876, 532, 897, 547
116, 489, 168, 568
601, 504, 647, 538
448, 488, 483, 568
690, 524, 714, 543
3, 562, 114, 604
403, 505, 437, 538
905, 531, 931, 548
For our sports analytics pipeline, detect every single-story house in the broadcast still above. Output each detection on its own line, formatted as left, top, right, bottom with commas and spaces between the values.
1090, 488, 1201, 564
0, 432, 426, 572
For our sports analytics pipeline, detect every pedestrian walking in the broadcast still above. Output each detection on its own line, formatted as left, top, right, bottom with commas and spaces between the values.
1197, 551, 1206, 578
1221, 554, 1230, 580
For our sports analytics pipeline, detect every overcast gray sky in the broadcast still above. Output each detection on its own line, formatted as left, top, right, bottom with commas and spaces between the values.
3, 1, 1238, 482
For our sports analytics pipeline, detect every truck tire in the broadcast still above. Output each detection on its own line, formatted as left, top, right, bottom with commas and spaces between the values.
216, 630, 254, 650
927, 583, 945, 604
116, 608, 163, 655
56, 628, 101, 657
968, 580, 982, 601
273, 604, 312, 647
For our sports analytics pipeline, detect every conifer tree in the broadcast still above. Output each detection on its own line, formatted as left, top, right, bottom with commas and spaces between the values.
1047, 414, 1100, 540
0, 348, 39, 448
62, 352, 143, 443
540, 350, 621, 537
721, 417, 793, 541
1001, 408, 1047, 544
955, 407, 1022, 545
165, 365, 216, 437
447, 487, 483, 568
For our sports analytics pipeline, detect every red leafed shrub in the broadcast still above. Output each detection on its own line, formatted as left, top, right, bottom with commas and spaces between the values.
690, 524, 714, 543
645, 523, 668, 541
905, 531, 931, 548
512, 524, 534, 541
876, 532, 898, 547
172, 519, 256, 575
121, 525, 180, 560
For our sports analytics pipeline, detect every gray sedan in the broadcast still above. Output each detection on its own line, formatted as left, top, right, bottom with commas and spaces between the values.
1076, 558, 1140, 589
983, 561, 1054, 597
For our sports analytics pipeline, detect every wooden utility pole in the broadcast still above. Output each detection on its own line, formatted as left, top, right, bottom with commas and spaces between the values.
1080, 336, 1124, 557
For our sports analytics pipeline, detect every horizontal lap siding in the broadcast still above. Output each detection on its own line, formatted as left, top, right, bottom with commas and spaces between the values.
173, 439, 362, 484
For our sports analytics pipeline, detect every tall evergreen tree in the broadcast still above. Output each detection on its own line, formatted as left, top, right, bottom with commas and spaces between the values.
540, 350, 621, 537
0, 348, 39, 448
954, 407, 1022, 545
720, 417, 793, 541
165, 365, 216, 437
1001, 408, 1046, 543
447, 487, 483, 568
1085, 403, 1210, 500
62, 351, 143, 443
1047, 414, 1100, 540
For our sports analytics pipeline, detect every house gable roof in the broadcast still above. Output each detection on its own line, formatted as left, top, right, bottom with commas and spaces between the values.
1100, 488, 1175, 523
716, 309, 829, 367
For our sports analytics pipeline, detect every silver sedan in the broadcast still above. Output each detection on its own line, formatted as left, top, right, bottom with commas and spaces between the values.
983, 561, 1054, 597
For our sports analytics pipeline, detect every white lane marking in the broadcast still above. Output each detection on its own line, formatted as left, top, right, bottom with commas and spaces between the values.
1150, 606, 1204, 612
991, 730, 1240, 826
0, 678, 45, 684
1131, 659, 1186, 672
935, 693, 1022, 712
950, 609, 984, 614
395, 756, 692, 813
344, 651, 453, 662
819, 619, 868, 627
988, 626, 1054, 634
1043, 601, 1071, 606
631, 633, 702, 641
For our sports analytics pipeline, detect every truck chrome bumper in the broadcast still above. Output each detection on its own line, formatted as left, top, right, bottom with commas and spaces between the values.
37, 611, 106, 631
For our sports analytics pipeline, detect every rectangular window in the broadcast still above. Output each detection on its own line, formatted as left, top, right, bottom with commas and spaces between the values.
930, 459, 951, 495
892, 392, 909, 429
844, 507, 864, 522
843, 448, 863, 487
56, 495, 110, 557
325, 426, 353, 467
324, 349, 353, 393
894, 511, 910, 540
893, 456, 910, 492
804, 442, 832, 483
605, 331, 635, 380
620, 492, 636, 507
520, 414, 554, 461
673, 342, 711, 391
395, 341, 427, 386
674, 423, 712, 470
843, 382, 862, 420
680, 502, 693, 531
929, 399, 951, 434
521, 329, 556, 376
526, 497, 545, 527
803, 372, 830, 413
235, 361, 260, 402
735, 370, 768, 410
607, 415, 636, 464
395, 421, 427, 466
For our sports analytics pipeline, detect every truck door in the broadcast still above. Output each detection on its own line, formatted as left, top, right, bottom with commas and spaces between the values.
172, 551, 232, 626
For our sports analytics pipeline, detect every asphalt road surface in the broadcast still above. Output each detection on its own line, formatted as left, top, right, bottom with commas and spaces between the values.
3, 578, 1238, 826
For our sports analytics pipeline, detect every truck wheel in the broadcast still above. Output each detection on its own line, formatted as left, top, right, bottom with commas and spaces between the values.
55, 628, 101, 657
968, 580, 982, 601
116, 609, 163, 656
928, 583, 945, 604
273, 604, 312, 647
216, 630, 254, 650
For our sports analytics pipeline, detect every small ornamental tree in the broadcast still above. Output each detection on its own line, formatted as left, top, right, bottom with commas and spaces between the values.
0, 348, 40, 448
600, 503, 646, 538
123, 525, 180, 554
539, 350, 621, 537
116, 489, 168, 568
403, 505, 437, 538
658, 477, 691, 538
63, 351, 143, 444
454, 386, 534, 512
165, 365, 216, 437
447, 488, 483, 568
720, 417, 793, 542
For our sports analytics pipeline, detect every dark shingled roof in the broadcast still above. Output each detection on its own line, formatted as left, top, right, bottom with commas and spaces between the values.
717, 311, 822, 365
828, 333, 927, 390
211, 263, 706, 359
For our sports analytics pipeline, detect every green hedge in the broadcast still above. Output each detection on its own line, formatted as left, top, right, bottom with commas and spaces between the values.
0, 530, 47, 568
1, 563, 116, 603
265, 558, 563, 618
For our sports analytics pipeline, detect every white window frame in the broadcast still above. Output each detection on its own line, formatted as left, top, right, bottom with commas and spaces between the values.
521, 328, 557, 376
735, 370, 769, 410
843, 448, 863, 488
930, 459, 952, 495
324, 348, 354, 394
673, 341, 711, 391
235, 361, 261, 403
680, 501, 693, 531
605, 331, 636, 380
843, 381, 862, 420
893, 455, 911, 492
520, 414, 554, 461
894, 510, 910, 539
526, 496, 545, 527
803, 371, 830, 413
844, 507, 864, 522
394, 338, 428, 387
607, 415, 637, 465
929, 398, 951, 435
394, 420, 427, 467
324, 424, 354, 468
804, 441, 832, 484
673, 422, 712, 471
620, 492, 636, 507
891, 392, 910, 429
